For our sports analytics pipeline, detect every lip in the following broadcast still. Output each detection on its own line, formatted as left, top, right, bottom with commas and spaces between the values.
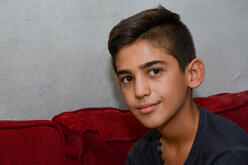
137, 101, 160, 114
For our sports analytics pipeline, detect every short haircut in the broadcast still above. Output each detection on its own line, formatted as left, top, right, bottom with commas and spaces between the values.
108, 5, 196, 73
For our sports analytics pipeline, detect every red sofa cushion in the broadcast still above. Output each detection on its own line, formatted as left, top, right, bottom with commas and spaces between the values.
52, 107, 149, 165
53, 90, 248, 165
0, 120, 66, 165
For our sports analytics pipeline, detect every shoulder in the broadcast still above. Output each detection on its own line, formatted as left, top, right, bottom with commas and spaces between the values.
126, 129, 160, 165
131, 128, 158, 151
208, 147, 248, 164
200, 107, 248, 147
192, 107, 248, 164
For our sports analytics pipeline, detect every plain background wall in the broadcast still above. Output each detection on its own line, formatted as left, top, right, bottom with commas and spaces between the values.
0, 0, 247, 120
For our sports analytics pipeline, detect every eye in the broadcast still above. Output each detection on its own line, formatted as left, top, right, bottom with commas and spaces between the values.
149, 69, 161, 76
121, 76, 133, 84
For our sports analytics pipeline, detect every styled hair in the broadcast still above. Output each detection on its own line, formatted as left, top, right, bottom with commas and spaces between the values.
108, 5, 196, 73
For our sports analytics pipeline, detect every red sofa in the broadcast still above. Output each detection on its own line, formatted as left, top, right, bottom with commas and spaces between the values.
0, 90, 247, 165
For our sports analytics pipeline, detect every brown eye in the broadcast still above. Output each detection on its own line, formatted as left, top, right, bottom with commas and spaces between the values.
121, 76, 133, 83
149, 69, 161, 76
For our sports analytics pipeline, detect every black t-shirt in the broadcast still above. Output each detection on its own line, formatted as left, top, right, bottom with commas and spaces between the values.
126, 107, 248, 165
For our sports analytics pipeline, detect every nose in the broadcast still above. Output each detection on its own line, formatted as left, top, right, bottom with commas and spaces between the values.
134, 76, 151, 99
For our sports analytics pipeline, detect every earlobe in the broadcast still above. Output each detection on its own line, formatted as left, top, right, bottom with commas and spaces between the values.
186, 58, 205, 88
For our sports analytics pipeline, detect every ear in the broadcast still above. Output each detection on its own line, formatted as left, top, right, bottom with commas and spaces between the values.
185, 58, 205, 88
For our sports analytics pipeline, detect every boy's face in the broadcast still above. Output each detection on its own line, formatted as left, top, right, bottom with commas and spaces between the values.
115, 40, 191, 128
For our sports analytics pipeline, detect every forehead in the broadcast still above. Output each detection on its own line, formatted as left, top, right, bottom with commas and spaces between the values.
115, 40, 176, 71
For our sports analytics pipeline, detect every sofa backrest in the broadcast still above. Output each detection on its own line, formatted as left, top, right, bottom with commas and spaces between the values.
0, 120, 66, 165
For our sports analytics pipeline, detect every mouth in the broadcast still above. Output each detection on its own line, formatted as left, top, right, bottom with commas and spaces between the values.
137, 101, 161, 114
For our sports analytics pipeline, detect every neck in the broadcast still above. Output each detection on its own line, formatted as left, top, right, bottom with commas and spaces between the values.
157, 99, 200, 148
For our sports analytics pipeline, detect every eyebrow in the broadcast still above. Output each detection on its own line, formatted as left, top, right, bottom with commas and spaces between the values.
117, 60, 167, 76
140, 60, 167, 70
117, 70, 130, 76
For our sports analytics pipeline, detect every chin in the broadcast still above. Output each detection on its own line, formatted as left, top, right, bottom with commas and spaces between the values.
131, 111, 165, 129
139, 119, 163, 129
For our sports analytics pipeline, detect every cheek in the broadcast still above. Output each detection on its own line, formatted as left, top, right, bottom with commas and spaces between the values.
153, 74, 187, 99
121, 88, 135, 107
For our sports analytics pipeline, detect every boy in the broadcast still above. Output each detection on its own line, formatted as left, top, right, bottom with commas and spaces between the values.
108, 6, 248, 165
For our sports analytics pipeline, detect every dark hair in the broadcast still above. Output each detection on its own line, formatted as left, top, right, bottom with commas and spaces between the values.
108, 5, 196, 73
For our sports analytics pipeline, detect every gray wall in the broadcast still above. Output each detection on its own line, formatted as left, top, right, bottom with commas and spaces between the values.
1, 0, 247, 120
